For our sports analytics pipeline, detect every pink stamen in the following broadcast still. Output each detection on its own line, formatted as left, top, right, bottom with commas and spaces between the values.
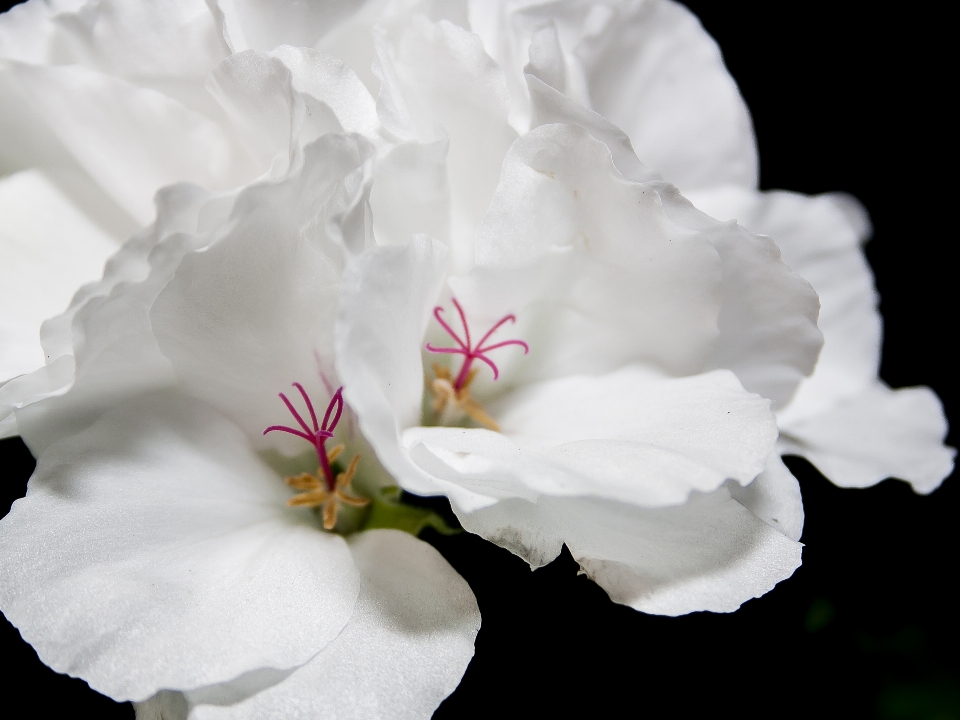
264, 385, 346, 491
425, 297, 529, 391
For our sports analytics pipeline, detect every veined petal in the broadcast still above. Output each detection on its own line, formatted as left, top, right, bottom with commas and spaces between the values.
0, 392, 360, 702
163, 529, 479, 720
781, 382, 955, 495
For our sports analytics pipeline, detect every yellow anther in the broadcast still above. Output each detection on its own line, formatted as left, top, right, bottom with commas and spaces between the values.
326, 443, 345, 463
284, 453, 369, 530
429, 364, 500, 431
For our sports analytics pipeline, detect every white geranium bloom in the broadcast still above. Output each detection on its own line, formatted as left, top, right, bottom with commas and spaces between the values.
4, 0, 816, 622
0, 115, 480, 717
1, 0, 947, 653
338, 121, 820, 615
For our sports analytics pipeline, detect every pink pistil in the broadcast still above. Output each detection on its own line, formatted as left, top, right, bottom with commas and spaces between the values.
264, 384, 344, 492
425, 297, 529, 391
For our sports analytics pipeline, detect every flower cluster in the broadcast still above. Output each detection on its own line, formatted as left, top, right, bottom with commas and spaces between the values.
0, 0, 952, 717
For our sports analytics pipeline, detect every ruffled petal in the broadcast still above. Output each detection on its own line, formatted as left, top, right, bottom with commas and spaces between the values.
460, 487, 801, 616
780, 382, 955, 494
5, 182, 213, 453
575, 0, 757, 191
373, 13, 517, 270
0, 392, 360, 702
3, 60, 249, 224
214, 0, 368, 54
729, 451, 804, 542
0, 169, 118, 384
467, 0, 757, 197
1, 0, 87, 66
1, 0, 226, 75
164, 529, 480, 720
458, 123, 722, 383
403, 366, 776, 510
269, 45, 379, 139
204, 50, 300, 177
687, 185, 879, 424
661, 187, 823, 408
151, 133, 375, 443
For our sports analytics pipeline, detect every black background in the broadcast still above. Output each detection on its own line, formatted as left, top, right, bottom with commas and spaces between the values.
1, 2, 955, 718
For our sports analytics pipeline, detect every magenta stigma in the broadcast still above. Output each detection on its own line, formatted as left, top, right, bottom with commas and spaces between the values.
425, 297, 529, 391
264, 383, 344, 491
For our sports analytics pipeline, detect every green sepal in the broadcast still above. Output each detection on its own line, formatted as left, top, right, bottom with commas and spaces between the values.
360, 486, 461, 537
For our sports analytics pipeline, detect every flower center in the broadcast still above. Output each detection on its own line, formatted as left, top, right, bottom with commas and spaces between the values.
263, 384, 369, 530
425, 297, 529, 431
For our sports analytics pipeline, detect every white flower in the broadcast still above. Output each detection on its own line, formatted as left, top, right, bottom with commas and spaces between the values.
0, 0, 950, 703
0, 125, 480, 717
338, 115, 819, 615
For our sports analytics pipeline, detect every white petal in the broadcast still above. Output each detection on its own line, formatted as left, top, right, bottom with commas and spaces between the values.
370, 138, 451, 247
520, 17, 658, 184
5, 183, 213, 454
688, 185, 880, 424
184, 530, 480, 720
205, 50, 299, 178
404, 366, 776, 509
270, 45, 379, 138
0, 392, 360, 702
0, 169, 118, 383
526, 73, 659, 184
576, 0, 757, 191
781, 382, 955, 494
151, 134, 375, 444
215, 0, 368, 53
729, 451, 804, 542
25, 0, 227, 78
460, 123, 722, 383
373, 14, 517, 271
4, 61, 248, 224
461, 488, 802, 616
660, 188, 823, 408
0, 0, 86, 65
337, 235, 487, 508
